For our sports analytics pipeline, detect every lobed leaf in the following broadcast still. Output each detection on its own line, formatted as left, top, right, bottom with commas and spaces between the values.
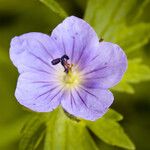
103, 109, 123, 121
113, 59, 150, 93
86, 118, 135, 150
19, 114, 48, 150
115, 23, 150, 54
84, 0, 150, 52
39, 0, 68, 18
44, 108, 98, 150
84, 0, 136, 38
19, 108, 135, 150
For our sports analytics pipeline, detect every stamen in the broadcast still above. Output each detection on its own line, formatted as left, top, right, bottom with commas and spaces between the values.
61, 54, 69, 60
61, 55, 72, 74
51, 54, 73, 74
51, 58, 61, 65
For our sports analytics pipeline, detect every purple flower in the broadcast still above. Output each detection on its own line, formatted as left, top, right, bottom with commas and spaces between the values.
10, 16, 127, 121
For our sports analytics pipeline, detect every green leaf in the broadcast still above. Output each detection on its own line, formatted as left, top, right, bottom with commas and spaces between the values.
103, 109, 123, 121
112, 81, 135, 94
124, 59, 150, 83
115, 23, 150, 54
19, 108, 135, 150
0, 48, 9, 64
86, 118, 135, 150
39, 0, 68, 18
0, 117, 27, 148
84, 0, 136, 38
44, 108, 98, 150
84, 0, 150, 52
19, 114, 48, 150
131, 0, 150, 23
113, 58, 150, 93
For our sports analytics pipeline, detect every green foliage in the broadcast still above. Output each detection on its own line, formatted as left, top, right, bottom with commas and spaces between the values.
44, 108, 98, 150
103, 109, 123, 121
84, 0, 136, 38
84, 0, 150, 94
86, 117, 135, 150
85, 109, 134, 150
114, 23, 150, 54
19, 114, 48, 150
19, 108, 135, 150
39, 0, 68, 18
0, 117, 24, 148
113, 59, 150, 93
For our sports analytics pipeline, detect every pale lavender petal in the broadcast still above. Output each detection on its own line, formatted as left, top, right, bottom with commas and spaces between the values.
51, 16, 99, 67
10, 32, 60, 73
61, 87, 113, 121
15, 72, 64, 112
81, 42, 127, 89
9, 16, 127, 119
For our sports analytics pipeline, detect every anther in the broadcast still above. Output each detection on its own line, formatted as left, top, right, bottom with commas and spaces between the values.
61, 54, 69, 60
51, 54, 72, 74
51, 58, 61, 65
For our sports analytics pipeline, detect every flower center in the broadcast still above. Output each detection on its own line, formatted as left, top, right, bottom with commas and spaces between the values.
63, 70, 80, 88
52, 55, 81, 89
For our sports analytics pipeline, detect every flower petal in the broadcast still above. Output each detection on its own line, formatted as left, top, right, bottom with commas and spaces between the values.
81, 42, 127, 89
10, 32, 60, 73
61, 87, 113, 121
15, 72, 64, 112
51, 16, 99, 67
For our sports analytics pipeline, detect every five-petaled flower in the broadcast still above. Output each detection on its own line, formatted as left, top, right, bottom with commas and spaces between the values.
10, 16, 127, 121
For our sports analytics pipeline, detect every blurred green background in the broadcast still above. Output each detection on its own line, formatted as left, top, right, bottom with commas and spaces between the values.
0, 0, 150, 150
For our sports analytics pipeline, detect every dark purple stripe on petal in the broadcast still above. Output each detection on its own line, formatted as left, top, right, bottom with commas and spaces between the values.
36, 39, 54, 59
75, 88, 87, 107
24, 65, 51, 74
37, 84, 53, 89
31, 80, 56, 84
78, 54, 99, 71
76, 45, 87, 64
49, 87, 64, 102
71, 37, 75, 62
79, 86, 98, 99
83, 66, 107, 76
70, 91, 77, 109
47, 87, 64, 110
35, 85, 60, 101
90, 55, 99, 62
28, 51, 55, 71
62, 37, 66, 55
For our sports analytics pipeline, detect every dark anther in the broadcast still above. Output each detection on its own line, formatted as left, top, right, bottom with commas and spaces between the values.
51, 54, 71, 73
61, 54, 69, 60
61, 55, 70, 73
60, 55, 69, 66
51, 58, 61, 65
